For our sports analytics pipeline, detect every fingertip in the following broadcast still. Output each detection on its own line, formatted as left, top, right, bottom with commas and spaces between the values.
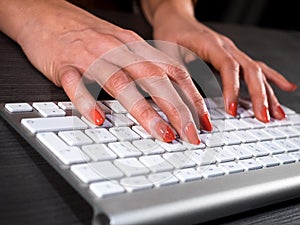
200, 113, 213, 131
259, 106, 270, 123
228, 102, 238, 117
89, 108, 105, 126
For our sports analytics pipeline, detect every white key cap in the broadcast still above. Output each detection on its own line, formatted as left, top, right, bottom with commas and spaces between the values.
212, 120, 235, 132
258, 141, 285, 155
163, 152, 196, 169
106, 114, 134, 127
156, 140, 186, 152
126, 113, 139, 125
275, 139, 298, 152
109, 127, 140, 141
180, 140, 206, 150
263, 128, 287, 139
290, 151, 300, 161
36, 132, 69, 151
148, 172, 179, 187
288, 137, 300, 148
200, 133, 225, 147
227, 119, 251, 130
291, 125, 300, 134
81, 116, 112, 128
209, 147, 235, 162
281, 105, 296, 115
5, 103, 33, 112
265, 118, 281, 128
238, 158, 263, 171
174, 168, 202, 182
237, 107, 254, 118
132, 139, 165, 155
139, 155, 173, 172
222, 132, 242, 145
276, 127, 299, 138
90, 161, 124, 179
257, 156, 280, 167
219, 161, 244, 174
120, 176, 153, 192
242, 118, 265, 129
58, 101, 75, 110
209, 108, 225, 120
90, 181, 125, 198
198, 165, 225, 178
274, 153, 296, 164
216, 108, 235, 119
71, 163, 104, 183
82, 144, 117, 161
38, 108, 66, 117
58, 130, 93, 146
247, 129, 273, 141
32, 102, 59, 111
288, 114, 300, 125
243, 143, 269, 157
205, 98, 219, 109
85, 128, 117, 143
22, 116, 88, 133
103, 100, 127, 113
223, 145, 252, 159
185, 150, 217, 165
132, 126, 152, 139
114, 158, 150, 176
234, 130, 257, 143
108, 141, 142, 158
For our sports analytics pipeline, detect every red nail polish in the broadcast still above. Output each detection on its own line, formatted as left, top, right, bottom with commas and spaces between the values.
291, 83, 298, 91
277, 105, 287, 119
163, 126, 176, 143
229, 102, 238, 117
90, 109, 104, 126
261, 106, 270, 123
185, 123, 200, 145
200, 113, 213, 131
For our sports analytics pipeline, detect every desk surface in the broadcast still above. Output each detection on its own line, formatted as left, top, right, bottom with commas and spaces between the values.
0, 10, 300, 225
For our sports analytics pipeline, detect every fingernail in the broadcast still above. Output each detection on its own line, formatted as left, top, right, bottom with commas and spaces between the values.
154, 121, 175, 142
200, 113, 213, 131
229, 102, 238, 117
291, 83, 298, 91
184, 123, 201, 145
261, 106, 270, 123
277, 105, 287, 119
90, 109, 104, 126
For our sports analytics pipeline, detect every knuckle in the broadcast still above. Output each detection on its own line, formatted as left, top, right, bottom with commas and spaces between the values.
122, 29, 143, 42
167, 65, 189, 81
107, 73, 130, 94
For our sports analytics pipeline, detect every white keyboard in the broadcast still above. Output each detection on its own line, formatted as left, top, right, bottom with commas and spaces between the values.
1, 98, 300, 224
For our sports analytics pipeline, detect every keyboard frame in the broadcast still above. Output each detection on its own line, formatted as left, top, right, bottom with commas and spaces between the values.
1, 102, 300, 225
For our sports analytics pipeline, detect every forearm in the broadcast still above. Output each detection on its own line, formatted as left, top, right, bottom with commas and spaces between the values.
140, 0, 195, 27
0, 0, 95, 45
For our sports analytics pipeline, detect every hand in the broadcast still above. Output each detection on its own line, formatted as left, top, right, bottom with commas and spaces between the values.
7, 0, 212, 144
145, 0, 297, 122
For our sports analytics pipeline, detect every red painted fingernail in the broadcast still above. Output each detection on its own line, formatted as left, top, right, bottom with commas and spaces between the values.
277, 105, 287, 119
261, 106, 270, 123
229, 102, 238, 117
185, 123, 201, 145
90, 109, 104, 126
200, 113, 213, 131
163, 126, 176, 143
291, 83, 298, 91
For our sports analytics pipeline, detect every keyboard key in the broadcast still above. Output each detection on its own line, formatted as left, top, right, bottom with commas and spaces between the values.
109, 127, 140, 141
290, 151, 300, 161
209, 147, 235, 163
148, 172, 179, 187
247, 129, 273, 141
36, 132, 69, 151
163, 152, 196, 169
126, 113, 139, 125
223, 145, 252, 160
238, 158, 263, 171
257, 156, 280, 167
22, 116, 88, 133
226, 119, 250, 130
263, 128, 287, 139
103, 100, 127, 113
106, 114, 134, 127
156, 140, 186, 152
185, 149, 217, 165
90, 161, 124, 180
237, 107, 254, 118
71, 163, 104, 183
276, 127, 299, 138
58, 101, 75, 110
140, 155, 173, 173
82, 144, 117, 161
233, 130, 257, 143
58, 130, 93, 146
243, 143, 269, 157
242, 118, 265, 129
222, 132, 242, 145
97, 101, 112, 113
120, 176, 153, 192
274, 153, 296, 164
114, 158, 150, 176
198, 165, 225, 178
108, 141, 142, 158
258, 141, 285, 155
174, 168, 202, 182
5, 103, 33, 112
132, 126, 152, 139
38, 108, 66, 117
132, 139, 165, 155
81, 116, 112, 128
32, 102, 59, 111
219, 161, 244, 174
200, 133, 225, 147
288, 114, 300, 125
90, 181, 125, 198
85, 128, 117, 144
180, 140, 206, 150
275, 139, 298, 152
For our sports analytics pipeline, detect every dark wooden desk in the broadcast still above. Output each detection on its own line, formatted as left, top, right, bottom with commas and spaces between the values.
0, 10, 300, 225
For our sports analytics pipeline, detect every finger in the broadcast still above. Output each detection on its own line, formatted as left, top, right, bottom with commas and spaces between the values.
59, 66, 105, 125
228, 48, 270, 122
257, 61, 298, 91
264, 79, 287, 120
179, 37, 241, 117
99, 65, 176, 142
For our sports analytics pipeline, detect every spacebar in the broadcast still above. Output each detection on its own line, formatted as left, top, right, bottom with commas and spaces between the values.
21, 116, 88, 133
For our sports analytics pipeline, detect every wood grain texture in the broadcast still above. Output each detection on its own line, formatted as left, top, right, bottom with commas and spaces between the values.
0, 10, 300, 225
